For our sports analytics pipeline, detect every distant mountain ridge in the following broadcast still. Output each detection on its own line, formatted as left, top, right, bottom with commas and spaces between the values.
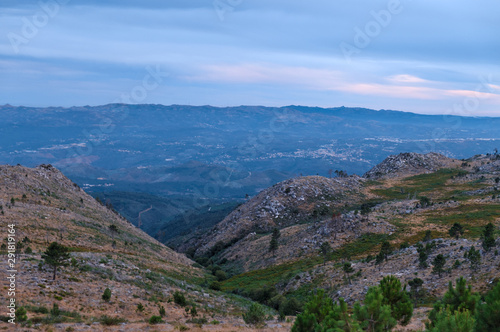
2, 103, 500, 240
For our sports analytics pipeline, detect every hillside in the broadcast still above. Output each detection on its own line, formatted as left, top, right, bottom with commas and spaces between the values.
363, 152, 459, 179
179, 175, 366, 268
184, 152, 500, 330
0, 164, 292, 331
180, 153, 465, 272
2, 104, 500, 241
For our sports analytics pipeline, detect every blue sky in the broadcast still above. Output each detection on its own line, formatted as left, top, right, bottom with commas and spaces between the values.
1, 0, 499, 115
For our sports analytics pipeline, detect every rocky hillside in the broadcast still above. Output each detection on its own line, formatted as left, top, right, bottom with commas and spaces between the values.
0, 164, 292, 331
178, 152, 499, 273
363, 152, 460, 179
173, 152, 500, 330
0, 164, 189, 265
185, 175, 366, 257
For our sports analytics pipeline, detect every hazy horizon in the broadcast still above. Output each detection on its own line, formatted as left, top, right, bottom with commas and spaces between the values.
4, 102, 500, 119
1, 1, 499, 116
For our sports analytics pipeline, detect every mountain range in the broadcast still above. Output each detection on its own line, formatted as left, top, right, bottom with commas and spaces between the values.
2, 104, 500, 239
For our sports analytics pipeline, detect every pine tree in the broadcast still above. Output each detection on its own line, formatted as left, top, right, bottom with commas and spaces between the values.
408, 278, 424, 305
419, 251, 429, 268
376, 241, 392, 264
482, 222, 496, 252
428, 307, 475, 332
269, 228, 280, 254
467, 246, 481, 271
319, 242, 331, 266
42, 242, 70, 280
291, 290, 333, 331
432, 254, 446, 278
291, 290, 359, 332
379, 275, 413, 326
343, 262, 354, 285
423, 230, 432, 242
354, 286, 397, 332
475, 281, 500, 331
449, 223, 464, 239
427, 277, 480, 329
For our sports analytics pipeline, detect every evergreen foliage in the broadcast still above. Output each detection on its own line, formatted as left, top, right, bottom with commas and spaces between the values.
449, 222, 464, 239
432, 254, 446, 277
379, 275, 413, 325
475, 282, 500, 332
482, 222, 496, 252
41, 242, 70, 280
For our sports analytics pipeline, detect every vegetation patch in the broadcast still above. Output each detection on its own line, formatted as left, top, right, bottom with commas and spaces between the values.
222, 257, 322, 292
425, 204, 500, 238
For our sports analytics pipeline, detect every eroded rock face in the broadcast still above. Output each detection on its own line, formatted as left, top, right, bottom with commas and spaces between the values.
363, 152, 457, 179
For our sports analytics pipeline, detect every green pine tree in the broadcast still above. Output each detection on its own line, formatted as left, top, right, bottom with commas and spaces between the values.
427, 277, 480, 329
319, 242, 332, 265
432, 254, 446, 278
102, 288, 112, 302
269, 228, 280, 254
467, 246, 481, 271
408, 278, 424, 305
475, 281, 500, 331
354, 286, 397, 332
376, 241, 393, 267
379, 275, 413, 326
428, 307, 475, 332
41, 242, 70, 280
482, 223, 496, 252
449, 223, 464, 239
343, 262, 354, 285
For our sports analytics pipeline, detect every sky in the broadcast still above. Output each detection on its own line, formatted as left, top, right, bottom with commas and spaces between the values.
1, 0, 499, 116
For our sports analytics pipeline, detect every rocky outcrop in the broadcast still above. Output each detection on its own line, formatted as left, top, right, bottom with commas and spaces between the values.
363, 152, 457, 179
191, 175, 365, 256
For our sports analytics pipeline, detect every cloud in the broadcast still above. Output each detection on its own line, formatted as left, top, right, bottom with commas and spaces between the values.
187, 63, 343, 89
0, 1, 499, 115
387, 75, 430, 84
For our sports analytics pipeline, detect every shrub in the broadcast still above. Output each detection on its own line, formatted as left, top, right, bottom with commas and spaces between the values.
99, 315, 126, 326
102, 288, 111, 302
149, 315, 163, 324
215, 270, 227, 281
209, 281, 221, 291
50, 303, 60, 316
242, 303, 266, 325
190, 305, 198, 317
159, 305, 166, 317
281, 297, 302, 316
173, 291, 187, 306
26, 305, 49, 314
399, 242, 410, 250
16, 306, 27, 322
136, 303, 144, 312
188, 317, 208, 325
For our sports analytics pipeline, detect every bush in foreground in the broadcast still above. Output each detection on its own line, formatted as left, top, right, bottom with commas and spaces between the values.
242, 303, 266, 325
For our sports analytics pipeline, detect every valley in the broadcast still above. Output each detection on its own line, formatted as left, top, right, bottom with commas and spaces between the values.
2, 151, 499, 331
